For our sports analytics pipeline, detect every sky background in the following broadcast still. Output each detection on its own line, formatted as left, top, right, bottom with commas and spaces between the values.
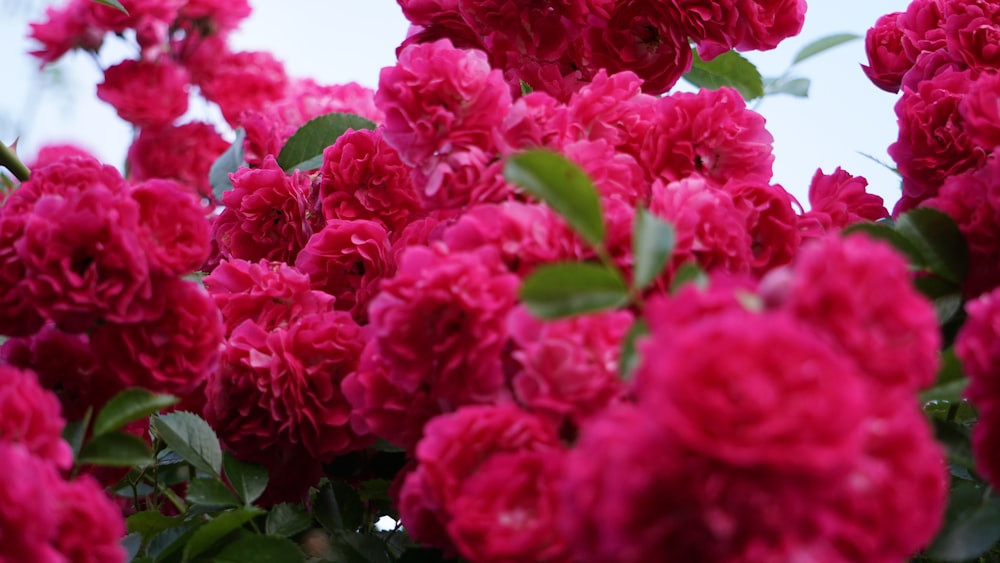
0, 0, 911, 208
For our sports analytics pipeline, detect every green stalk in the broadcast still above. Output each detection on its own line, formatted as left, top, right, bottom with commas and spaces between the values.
0, 141, 29, 182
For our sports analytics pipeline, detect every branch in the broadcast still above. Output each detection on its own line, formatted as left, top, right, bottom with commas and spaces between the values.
0, 140, 29, 182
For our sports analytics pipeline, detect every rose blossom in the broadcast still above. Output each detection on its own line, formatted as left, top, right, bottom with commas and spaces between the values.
0, 443, 64, 563
96, 59, 190, 128
508, 306, 630, 424
126, 122, 229, 199
771, 233, 941, 392
194, 50, 289, 126
202, 258, 335, 335
732, 0, 807, 52
799, 167, 889, 235
960, 71, 1000, 152
676, 0, 741, 60
28, 1, 104, 65
398, 405, 563, 551
640, 87, 774, 187
130, 179, 212, 276
214, 157, 317, 263
720, 180, 801, 275
368, 244, 519, 408
0, 365, 72, 469
943, 0, 1000, 70
376, 39, 511, 166
53, 475, 127, 563
582, 0, 692, 95
319, 128, 422, 232
295, 219, 392, 322
562, 70, 656, 158
90, 278, 223, 398
862, 12, 913, 93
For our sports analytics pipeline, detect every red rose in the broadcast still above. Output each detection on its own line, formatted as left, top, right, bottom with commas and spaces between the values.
0, 366, 72, 469
131, 179, 212, 276
862, 12, 913, 93
53, 475, 127, 563
0, 443, 64, 563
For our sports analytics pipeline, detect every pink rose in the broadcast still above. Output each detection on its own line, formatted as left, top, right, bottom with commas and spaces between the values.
203, 258, 335, 335
862, 12, 912, 93
0, 365, 72, 468
800, 167, 889, 235
944, 0, 1000, 70
721, 180, 801, 274
194, 49, 289, 126
97, 59, 190, 128
127, 122, 230, 199
295, 219, 392, 322
131, 179, 212, 276
732, 0, 807, 52
53, 475, 127, 563
562, 70, 656, 158
0, 443, 64, 563
28, 2, 103, 65
214, 157, 317, 263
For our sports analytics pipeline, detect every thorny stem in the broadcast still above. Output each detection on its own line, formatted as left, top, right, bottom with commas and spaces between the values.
0, 140, 29, 182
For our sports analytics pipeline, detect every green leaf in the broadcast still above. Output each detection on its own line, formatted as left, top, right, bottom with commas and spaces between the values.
895, 207, 969, 284
333, 531, 392, 563
397, 548, 447, 563
670, 262, 709, 293
92, 388, 178, 437
123, 532, 142, 561
183, 507, 264, 562
127, 510, 184, 537
924, 484, 1000, 561
277, 113, 376, 172
214, 535, 305, 563
520, 262, 630, 320
914, 275, 964, 325
763, 76, 810, 98
266, 503, 313, 537
932, 419, 976, 470
88, 0, 129, 14
519, 80, 533, 95
62, 407, 93, 459
503, 149, 606, 247
186, 478, 241, 509
618, 319, 650, 381
150, 412, 223, 477
147, 523, 201, 563
683, 50, 764, 101
223, 452, 268, 506
209, 128, 245, 201
77, 432, 153, 467
314, 481, 365, 533
793, 33, 861, 64
631, 208, 675, 290
842, 222, 925, 269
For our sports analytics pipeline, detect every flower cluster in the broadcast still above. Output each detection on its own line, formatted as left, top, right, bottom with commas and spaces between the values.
396, 0, 807, 99
0, 365, 125, 562
864, 0, 1000, 296
0, 150, 221, 414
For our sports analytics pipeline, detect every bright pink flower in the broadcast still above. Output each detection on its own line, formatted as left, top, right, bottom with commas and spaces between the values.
441, 201, 582, 277
410, 146, 512, 211
368, 245, 519, 408
801, 167, 889, 234
640, 87, 774, 186
0, 215, 44, 337
582, 1, 692, 95
195, 50, 289, 126
1, 326, 120, 421
97, 59, 189, 128
29, 144, 98, 169
202, 258, 335, 335
944, 0, 1000, 70
960, 71, 1000, 152
636, 309, 867, 470
0, 443, 64, 563
398, 0, 461, 24
650, 177, 753, 275
90, 278, 223, 398
890, 67, 986, 209
731, 0, 807, 52
28, 1, 104, 65
774, 233, 941, 392
899, 0, 948, 62
675, 1, 740, 60
131, 179, 212, 276
958, 288, 1000, 406
53, 475, 127, 563
449, 450, 571, 563
376, 39, 511, 166
398, 405, 562, 550
562, 70, 656, 157
15, 173, 155, 331
502, 91, 567, 151
563, 139, 648, 203
319, 128, 421, 233
295, 219, 393, 322
720, 180, 801, 275
862, 12, 912, 93
0, 366, 72, 468
508, 306, 629, 424
82, 0, 182, 35
343, 342, 443, 451
214, 157, 317, 263
127, 122, 230, 199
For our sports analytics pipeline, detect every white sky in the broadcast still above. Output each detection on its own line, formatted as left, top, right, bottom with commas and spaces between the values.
0, 0, 910, 207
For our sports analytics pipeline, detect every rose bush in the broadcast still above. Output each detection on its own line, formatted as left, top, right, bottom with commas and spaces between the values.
0, 0, 998, 561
